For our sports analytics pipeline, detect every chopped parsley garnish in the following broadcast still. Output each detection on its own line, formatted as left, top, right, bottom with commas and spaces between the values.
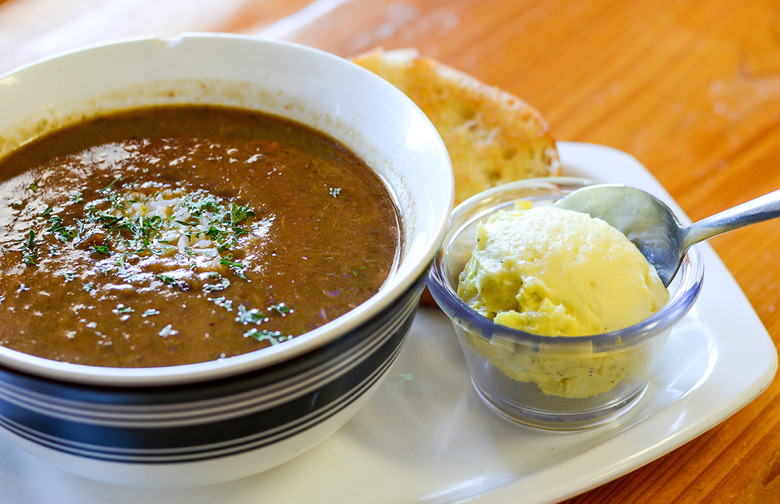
229, 203, 254, 225
233, 302, 292, 325
113, 304, 134, 314
235, 304, 267, 325
220, 254, 247, 279
47, 215, 76, 242
155, 274, 176, 285
269, 303, 291, 315
208, 296, 233, 311
100, 176, 124, 193
243, 328, 292, 345
18, 230, 38, 266
90, 244, 110, 255
203, 277, 230, 292
219, 256, 243, 269
205, 225, 228, 242
329, 187, 341, 197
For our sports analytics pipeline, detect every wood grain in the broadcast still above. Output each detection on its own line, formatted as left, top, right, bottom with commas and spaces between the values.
0, 0, 777, 501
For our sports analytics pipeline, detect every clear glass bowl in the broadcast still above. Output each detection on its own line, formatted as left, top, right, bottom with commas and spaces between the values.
427, 177, 705, 429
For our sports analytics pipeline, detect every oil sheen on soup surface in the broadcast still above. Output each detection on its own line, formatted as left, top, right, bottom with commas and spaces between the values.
0, 106, 401, 367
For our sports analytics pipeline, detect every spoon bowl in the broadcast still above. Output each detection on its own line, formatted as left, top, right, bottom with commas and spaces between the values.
555, 184, 780, 286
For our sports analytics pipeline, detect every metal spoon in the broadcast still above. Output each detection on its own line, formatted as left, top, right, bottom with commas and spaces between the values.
555, 184, 780, 286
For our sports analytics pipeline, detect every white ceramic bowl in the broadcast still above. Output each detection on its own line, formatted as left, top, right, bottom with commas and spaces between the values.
0, 34, 453, 486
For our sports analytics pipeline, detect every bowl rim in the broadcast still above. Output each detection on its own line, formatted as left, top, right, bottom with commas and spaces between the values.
0, 33, 453, 386
427, 177, 705, 351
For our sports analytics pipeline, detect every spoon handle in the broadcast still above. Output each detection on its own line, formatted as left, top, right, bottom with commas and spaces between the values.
682, 188, 780, 249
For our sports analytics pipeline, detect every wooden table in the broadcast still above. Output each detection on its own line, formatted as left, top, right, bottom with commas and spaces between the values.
1, 0, 778, 502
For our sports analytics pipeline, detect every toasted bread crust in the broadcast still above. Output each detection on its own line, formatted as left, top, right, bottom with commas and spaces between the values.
351, 48, 561, 205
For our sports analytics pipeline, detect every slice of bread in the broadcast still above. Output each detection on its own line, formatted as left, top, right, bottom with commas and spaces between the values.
350, 48, 561, 205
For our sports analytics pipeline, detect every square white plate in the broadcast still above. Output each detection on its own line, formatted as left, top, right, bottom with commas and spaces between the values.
1, 142, 776, 503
